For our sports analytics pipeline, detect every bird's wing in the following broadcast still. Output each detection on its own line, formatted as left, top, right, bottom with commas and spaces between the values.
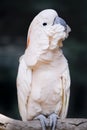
17, 56, 32, 121
60, 66, 70, 118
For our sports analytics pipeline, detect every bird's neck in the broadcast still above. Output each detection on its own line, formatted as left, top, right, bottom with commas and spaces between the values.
39, 48, 63, 63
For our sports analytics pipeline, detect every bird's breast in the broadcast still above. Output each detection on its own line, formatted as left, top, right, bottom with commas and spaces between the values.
31, 53, 67, 105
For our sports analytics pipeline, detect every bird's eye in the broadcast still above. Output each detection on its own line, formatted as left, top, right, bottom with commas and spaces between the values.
43, 23, 47, 26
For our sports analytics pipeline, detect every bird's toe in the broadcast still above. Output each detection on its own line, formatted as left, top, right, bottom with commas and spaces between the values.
35, 114, 48, 130
49, 113, 59, 130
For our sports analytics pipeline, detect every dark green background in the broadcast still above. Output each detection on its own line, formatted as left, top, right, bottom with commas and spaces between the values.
0, 0, 87, 119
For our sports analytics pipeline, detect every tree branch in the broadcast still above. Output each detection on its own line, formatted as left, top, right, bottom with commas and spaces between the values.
0, 114, 87, 130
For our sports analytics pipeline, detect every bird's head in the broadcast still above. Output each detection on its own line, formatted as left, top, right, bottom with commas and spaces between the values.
24, 9, 71, 66
27, 9, 71, 50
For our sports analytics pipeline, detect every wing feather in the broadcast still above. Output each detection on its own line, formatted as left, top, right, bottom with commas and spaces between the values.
60, 66, 70, 118
17, 56, 32, 121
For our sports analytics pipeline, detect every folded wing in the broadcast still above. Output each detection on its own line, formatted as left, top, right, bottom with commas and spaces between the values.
17, 56, 32, 121
60, 66, 70, 118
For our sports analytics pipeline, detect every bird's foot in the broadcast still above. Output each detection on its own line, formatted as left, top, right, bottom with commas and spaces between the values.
49, 113, 58, 130
34, 114, 48, 130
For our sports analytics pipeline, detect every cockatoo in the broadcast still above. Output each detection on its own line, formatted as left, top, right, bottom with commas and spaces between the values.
17, 9, 71, 130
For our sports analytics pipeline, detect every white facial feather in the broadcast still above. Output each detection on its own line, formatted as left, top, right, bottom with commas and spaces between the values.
28, 9, 70, 42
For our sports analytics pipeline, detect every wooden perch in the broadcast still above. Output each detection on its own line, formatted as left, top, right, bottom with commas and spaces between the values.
0, 114, 87, 130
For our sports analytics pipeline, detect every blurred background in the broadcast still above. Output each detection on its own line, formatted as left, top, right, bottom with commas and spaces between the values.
0, 0, 87, 120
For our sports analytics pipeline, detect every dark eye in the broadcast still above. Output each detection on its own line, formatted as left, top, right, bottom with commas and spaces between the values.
43, 22, 47, 26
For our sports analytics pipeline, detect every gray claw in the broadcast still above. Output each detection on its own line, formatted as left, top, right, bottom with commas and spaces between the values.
49, 113, 58, 130
35, 114, 48, 130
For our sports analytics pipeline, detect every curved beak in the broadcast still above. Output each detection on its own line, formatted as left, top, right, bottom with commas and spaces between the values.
53, 16, 67, 31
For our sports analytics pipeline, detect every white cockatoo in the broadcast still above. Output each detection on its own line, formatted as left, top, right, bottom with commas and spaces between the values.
17, 9, 71, 130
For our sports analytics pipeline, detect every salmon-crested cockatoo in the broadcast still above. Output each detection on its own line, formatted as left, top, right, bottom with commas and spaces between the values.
17, 9, 71, 130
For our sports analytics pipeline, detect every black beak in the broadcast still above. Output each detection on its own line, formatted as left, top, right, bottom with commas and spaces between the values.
53, 16, 67, 30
